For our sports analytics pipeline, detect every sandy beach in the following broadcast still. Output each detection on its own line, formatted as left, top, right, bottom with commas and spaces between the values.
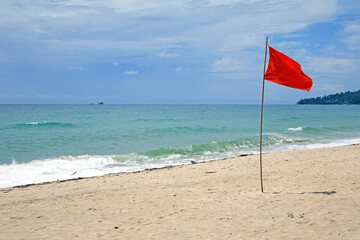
1, 144, 359, 239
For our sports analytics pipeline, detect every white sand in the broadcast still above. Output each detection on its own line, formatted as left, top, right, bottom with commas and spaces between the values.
1, 145, 359, 239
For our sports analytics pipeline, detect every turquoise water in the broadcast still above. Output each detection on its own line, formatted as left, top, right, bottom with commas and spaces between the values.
1, 104, 359, 188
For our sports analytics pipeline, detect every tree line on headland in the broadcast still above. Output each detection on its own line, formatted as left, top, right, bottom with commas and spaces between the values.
297, 89, 360, 104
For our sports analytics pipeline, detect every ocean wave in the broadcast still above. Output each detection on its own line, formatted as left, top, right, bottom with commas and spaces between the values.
0, 139, 258, 188
0, 155, 118, 188
133, 118, 177, 122
148, 126, 225, 135
287, 127, 304, 131
139, 139, 256, 159
25, 122, 46, 125
2, 136, 360, 189
15, 122, 76, 128
287, 126, 322, 133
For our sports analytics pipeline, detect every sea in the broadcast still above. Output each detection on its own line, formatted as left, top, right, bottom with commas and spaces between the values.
1, 104, 359, 188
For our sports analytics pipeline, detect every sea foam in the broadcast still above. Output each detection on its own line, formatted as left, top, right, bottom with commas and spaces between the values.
287, 127, 304, 131
1, 137, 360, 189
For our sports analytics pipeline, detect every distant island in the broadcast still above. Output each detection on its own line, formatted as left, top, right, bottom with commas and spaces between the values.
297, 90, 360, 105
89, 102, 104, 105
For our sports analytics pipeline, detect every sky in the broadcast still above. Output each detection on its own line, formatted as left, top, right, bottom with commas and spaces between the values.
0, 0, 359, 104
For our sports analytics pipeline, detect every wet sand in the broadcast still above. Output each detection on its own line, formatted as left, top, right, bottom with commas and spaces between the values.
1, 145, 359, 239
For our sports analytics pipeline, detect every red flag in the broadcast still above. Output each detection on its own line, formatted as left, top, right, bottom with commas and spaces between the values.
264, 46, 312, 91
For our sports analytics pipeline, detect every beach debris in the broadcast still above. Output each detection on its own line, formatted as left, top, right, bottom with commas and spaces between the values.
287, 212, 305, 218
191, 160, 197, 164
311, 190, 336, 195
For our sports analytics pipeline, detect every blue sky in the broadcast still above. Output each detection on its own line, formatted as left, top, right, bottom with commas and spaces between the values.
0, 0, 359, 104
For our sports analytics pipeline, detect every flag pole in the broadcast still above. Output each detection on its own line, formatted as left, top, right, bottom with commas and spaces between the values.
260, 36, 268, 193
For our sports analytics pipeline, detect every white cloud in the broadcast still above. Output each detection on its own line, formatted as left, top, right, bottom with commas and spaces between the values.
276, 41, 305, 49
342, 22, 360, 49
299, 0, 338, 19
0, 0, 340, 53
210, 53, 264, 80
0, 0, 343, 69
211, 55, 262, 73
219, 34, 263, 51
208, 0, 248, 6
343, 22, 360, 33
212, 56, 244, 72
42, 38, 185, 56
124, 70, 138, 75
344, 35, 360, 49
158, 52, 179, 58
307, 57, 358, 73
186, 0, 339, 53
0, 0, 359, 104
62, 0, 186, 13
319, 45, 337, 53
68, 66, 84, 70
315, 84, 341, 92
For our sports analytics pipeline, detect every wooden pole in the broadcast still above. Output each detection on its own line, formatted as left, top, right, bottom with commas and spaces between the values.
260, 36, 268, 193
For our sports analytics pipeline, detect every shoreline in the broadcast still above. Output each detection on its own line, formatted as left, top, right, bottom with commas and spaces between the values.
4, 153, 255, 190
1, 145, 359, 239
3, 140, 360, 190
